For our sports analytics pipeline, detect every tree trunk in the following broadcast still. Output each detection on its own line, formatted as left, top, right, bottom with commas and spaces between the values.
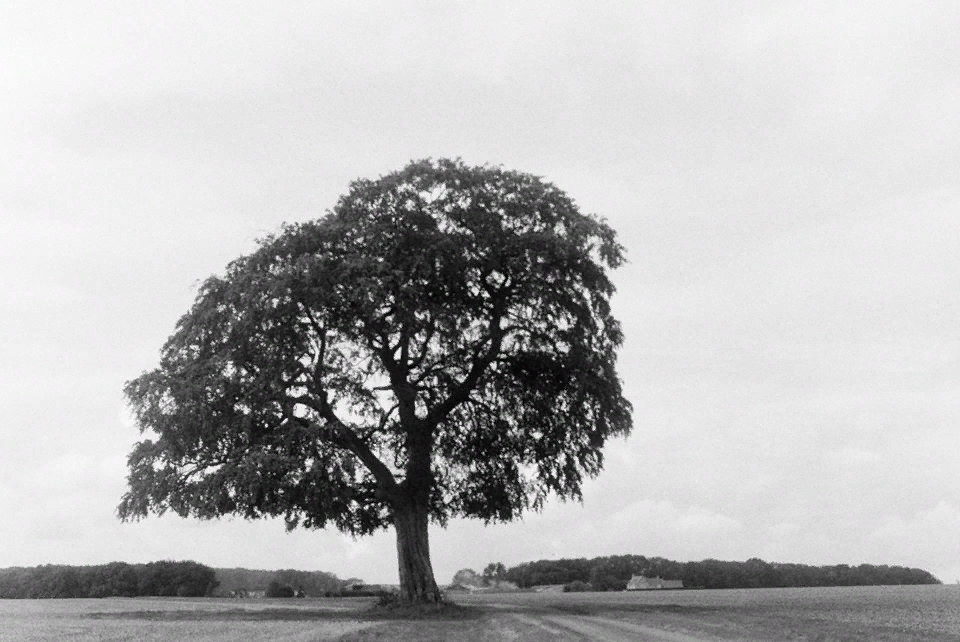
393, 498, 443, 604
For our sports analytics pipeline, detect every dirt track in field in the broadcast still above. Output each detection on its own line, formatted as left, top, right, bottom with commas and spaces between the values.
506, 610, 712, 641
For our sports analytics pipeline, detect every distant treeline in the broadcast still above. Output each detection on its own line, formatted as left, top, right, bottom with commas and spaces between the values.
0, 561, 218, 599
213, 567, 343, 597
0, 562, 358, 599
505, 555, 941, 591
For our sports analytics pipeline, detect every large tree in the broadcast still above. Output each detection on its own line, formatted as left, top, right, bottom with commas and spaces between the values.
119, 159, 632, 603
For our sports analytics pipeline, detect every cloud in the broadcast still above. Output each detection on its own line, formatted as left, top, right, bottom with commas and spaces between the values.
866, 502, 960, 582
609, 500, 744, 546
823, 447, 882, 467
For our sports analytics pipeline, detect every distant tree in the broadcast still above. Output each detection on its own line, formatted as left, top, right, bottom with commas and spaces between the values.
118, 159, 632, 603
588, 555, 638, 591
563, 580, 592, 592
451, 568, 481, 587
744, 557, 783, 588
506, 557, 594, 588
137, 561, 218, 597
266, 580, 295, 598
482, 562, 507, 585
88, 562, 138, 597
269, 569, 341, 597
44, 566, 85, 598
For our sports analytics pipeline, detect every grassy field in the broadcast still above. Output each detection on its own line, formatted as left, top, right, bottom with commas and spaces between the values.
1, 585, 958, 641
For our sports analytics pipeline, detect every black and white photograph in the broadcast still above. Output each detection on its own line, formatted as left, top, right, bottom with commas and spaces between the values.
2, 1, 958, 639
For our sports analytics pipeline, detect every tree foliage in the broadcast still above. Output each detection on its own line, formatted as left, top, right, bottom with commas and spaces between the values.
118, 159, 632, 602
213, 567, 342, 597
562, 580, 593, 592
482, 562, 507, 585
265, 579, 296, 598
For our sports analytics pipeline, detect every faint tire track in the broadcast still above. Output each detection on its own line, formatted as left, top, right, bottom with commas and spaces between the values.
508, 612, 574, 638
510, 612, 715, 641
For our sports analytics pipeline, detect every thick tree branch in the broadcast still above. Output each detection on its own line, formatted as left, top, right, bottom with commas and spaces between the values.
407, 314, 436, 371
426, 299, 508, 427
296, 303, 328, 377
375, 338, 420, 428
399, 318, 412, 369
297, 393, 398, 497
328, 417, 398, 496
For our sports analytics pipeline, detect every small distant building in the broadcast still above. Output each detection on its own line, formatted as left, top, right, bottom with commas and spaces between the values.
626, 575, 683, 590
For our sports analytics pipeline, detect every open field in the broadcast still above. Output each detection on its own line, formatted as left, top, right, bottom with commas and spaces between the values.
0, 597, 378, 642
1, 585, 958, 641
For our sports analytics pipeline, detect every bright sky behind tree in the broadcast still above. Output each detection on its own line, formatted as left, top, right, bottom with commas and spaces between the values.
1, 0, 958, 585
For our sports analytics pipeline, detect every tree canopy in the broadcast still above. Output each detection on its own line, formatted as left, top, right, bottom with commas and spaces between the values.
119, 158, 632, 602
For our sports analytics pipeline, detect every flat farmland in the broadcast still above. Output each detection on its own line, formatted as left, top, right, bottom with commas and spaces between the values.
2, 585, 959, 641
452, 584, 960, 641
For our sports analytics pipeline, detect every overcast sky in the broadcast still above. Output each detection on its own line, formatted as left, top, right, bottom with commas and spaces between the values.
2, 0, 958, 586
